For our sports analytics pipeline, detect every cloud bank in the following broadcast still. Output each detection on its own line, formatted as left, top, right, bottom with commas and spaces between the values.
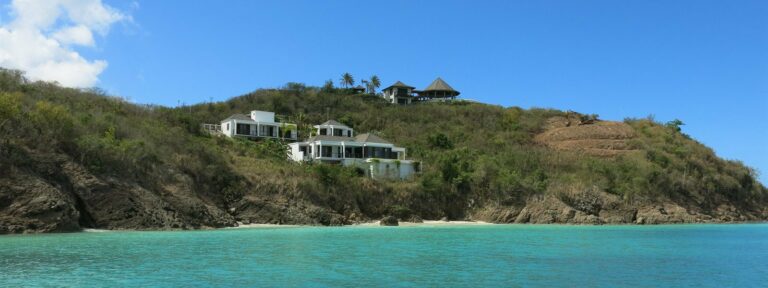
0, 0, 127, 87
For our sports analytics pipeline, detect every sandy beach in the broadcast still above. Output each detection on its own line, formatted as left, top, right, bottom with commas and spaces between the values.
354, 220, 493, 227
227, 220, 493, 229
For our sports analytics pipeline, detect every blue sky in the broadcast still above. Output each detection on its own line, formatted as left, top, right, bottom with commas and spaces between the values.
2, 0, 767, 183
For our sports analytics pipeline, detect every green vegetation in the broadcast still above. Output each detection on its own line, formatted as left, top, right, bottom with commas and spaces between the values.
340, 72, 354, 88
0, 68, 765, 222
623, 118, 763, 203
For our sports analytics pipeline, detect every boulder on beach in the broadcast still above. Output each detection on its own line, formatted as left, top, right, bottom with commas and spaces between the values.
379, 216, 399, 226
407, 215, 424, 223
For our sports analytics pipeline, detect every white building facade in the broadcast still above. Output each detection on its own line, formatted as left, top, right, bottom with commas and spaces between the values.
289, 121, 418, 180
220, 110, 297, 141
381, 81, 416, 105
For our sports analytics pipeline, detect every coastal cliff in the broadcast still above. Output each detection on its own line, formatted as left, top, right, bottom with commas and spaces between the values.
1, 69, 766, 233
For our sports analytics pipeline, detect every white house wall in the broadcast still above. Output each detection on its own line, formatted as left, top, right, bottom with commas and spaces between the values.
250, 111, 275, 122
291, 145, 304, 161
220, 120, 233, 137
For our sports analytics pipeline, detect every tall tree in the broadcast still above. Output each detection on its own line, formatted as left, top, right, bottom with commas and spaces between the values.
369, 75, 381, 94
340, 73, 354, 88
361, 80, 370, 94
322, 79, 335, 92
293, 112, 312, 139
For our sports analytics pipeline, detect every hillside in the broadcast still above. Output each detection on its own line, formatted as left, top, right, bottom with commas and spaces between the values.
1, 69, 766, 233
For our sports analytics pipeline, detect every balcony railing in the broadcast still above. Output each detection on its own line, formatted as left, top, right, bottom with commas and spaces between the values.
201, 124, 221, 134
234, 132, 296, 139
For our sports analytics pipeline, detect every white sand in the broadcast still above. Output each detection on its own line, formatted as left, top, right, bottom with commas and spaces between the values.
225, 222, 300, 229
83, 221, 493, 232
355, 220, 492, 227
82, 228, 112, 232
230, 220, 493, 229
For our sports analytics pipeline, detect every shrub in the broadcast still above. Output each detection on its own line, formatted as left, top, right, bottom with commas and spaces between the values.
665, 119, 684, 132
29, 101, 75, 147
427, 133, 453, 149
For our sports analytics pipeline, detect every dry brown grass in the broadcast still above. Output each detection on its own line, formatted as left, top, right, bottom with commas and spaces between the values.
535, 119, 638, 156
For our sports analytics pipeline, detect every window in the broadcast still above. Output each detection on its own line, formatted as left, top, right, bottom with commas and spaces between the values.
322, 146, 333, 157
319, 128, 327, 135
375, 147, 385, 158
259, 125, 276, 137
236, 124, 250, 135
347, 130, 352, 137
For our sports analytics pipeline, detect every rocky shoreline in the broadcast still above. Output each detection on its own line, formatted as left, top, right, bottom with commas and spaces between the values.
16, 218, 768, 235
1, 152, 766, 234
3, 200, 765, 234
470, 195, 767, 226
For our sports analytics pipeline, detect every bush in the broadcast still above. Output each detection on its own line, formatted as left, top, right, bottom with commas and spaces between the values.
0, 92, 22, 128
427, 133, 453, 149
313, 164, 356, 187
231, 138, 289, 161
665, 119, 684, 132
29, 101, 75, 147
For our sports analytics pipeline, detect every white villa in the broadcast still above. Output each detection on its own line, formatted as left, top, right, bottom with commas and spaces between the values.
381, 81, 416, 105
218, 110, 298, 141
289, 120, 418, 180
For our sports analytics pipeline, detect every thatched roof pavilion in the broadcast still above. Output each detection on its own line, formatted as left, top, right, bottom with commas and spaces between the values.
416, 77, 460, 100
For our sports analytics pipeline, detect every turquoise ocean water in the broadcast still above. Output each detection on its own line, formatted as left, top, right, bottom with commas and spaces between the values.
1, 224, 767, 287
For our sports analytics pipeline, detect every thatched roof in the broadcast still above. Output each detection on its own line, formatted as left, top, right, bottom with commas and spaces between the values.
422, 77, 458, 92
382, 81, 415, 91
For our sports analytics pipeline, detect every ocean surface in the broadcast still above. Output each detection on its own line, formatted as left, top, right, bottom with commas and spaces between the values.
1, 224, 767, 287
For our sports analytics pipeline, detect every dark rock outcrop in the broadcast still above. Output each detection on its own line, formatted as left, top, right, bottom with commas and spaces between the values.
0, 171, 80, 233
379, 216, 399, 226
470, 191, 768, 225
407, 215, 424, 223
1, 152, 237, 234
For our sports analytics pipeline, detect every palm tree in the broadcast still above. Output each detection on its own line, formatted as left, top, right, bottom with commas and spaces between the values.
369, 75, 381, 94
294, 112, 310, 139
361, 80, 370, 94
340, 73, 354, 88
322, 79, 335, 92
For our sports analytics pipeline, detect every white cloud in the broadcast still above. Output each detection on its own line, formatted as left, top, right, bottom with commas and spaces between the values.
0, 0, 126, 87
53, 25, 95, 46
